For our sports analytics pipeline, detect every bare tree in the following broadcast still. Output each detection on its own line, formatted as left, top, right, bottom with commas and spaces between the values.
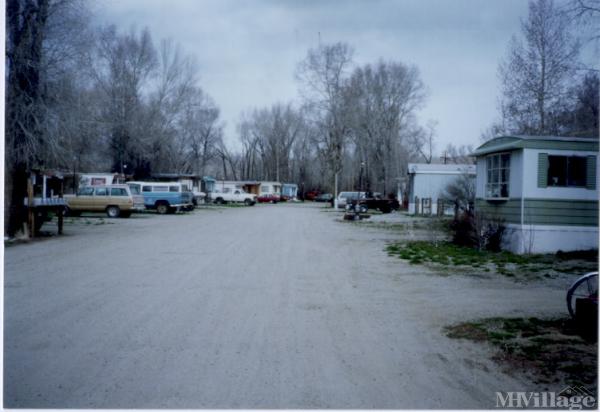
91, 25, 158, 175
440, 173, 476, 213
350, 60, 426, 193
6, 0, 51, 236
406, 120, 436, 164
557, 73, 599, 135
181, 90, 223, 176
442, 143, 475, 164
296, 42, 354, 204
498, 0, 581, 135
565, 0, 600, 41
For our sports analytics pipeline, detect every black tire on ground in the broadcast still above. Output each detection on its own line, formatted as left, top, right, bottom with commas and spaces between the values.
156, 202, 170, 215
106, 205, 120, 218
215, 197, 224, 205
244, 198, 253, 206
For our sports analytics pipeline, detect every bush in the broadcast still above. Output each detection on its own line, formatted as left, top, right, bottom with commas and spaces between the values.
449, 210, 506, 252
449, 212, 477, 247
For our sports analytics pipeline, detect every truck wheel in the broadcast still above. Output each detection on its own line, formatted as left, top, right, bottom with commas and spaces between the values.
106, 206, 120, 218
244, 198, 253, 206
156, 202, 169, 215
215, 197, 224, 205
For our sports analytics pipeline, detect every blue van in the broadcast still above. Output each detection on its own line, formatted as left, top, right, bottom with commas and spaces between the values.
127, 181, 194, 214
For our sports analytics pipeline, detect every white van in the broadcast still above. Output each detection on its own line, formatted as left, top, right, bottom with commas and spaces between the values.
127, 181, 194, 214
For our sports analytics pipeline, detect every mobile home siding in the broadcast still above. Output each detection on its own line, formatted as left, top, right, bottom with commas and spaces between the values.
475, 198, 598, 226
524, 199, 598, 226
474, 199, 521, 224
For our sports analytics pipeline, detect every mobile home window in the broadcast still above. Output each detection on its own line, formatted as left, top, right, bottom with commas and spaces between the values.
547, 155, 586, 187
486, 153, 510, 198
261, 185, 270, 193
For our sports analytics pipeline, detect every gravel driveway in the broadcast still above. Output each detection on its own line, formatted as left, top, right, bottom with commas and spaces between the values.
4, 203, 567, 408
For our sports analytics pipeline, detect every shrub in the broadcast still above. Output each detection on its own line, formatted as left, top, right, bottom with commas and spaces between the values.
449, 210, 506, 252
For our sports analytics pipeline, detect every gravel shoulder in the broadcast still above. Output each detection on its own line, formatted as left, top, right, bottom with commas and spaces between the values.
4, 203, 569, 408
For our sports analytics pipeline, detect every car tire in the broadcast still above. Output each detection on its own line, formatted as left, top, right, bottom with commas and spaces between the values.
244, 198, 253, 206
215, 197, 224, 205
106, 206, 120, 218
156, 202, 169, 215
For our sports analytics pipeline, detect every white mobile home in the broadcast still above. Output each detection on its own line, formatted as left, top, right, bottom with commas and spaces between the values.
407, 163, 476, 215
472, 135, 598, 254
259, 181, 282, 196
79, 173, 125, 187
213, 180, 261, 196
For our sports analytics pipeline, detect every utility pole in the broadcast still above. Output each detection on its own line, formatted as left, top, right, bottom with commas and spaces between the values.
276, 146, 280, 182
333, 172, 338, 209
441, 151, 449, 164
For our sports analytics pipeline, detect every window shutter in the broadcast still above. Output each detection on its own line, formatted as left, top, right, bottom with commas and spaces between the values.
537, 153, 548, 188
586, 156, 597, 190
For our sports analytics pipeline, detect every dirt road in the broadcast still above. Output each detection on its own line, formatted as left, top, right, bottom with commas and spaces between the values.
4, 203, 567, 408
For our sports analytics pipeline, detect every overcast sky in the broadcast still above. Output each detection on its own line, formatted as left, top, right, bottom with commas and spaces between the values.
96, 0, 532, 153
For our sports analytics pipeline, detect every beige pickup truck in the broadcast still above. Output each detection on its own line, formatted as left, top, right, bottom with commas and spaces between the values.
64, 184, 145, 218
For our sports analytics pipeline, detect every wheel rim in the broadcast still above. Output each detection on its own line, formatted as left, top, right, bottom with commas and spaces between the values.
158, 205, 167, 214
108, 207, 118, 217
567, 272, 598, 318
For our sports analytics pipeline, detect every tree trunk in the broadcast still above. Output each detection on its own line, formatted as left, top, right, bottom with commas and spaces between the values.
5, 0, 50, 237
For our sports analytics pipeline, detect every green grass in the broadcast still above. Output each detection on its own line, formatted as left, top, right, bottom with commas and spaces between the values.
445, 317, 597, 387
386, 240, 597, 278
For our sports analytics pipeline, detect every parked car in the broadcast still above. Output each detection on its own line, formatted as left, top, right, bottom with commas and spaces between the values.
210, 188, 256, 205
256, 193, 280, 203
346, 193, 400, 214
127, 181, 194, 214
64, 184, 145, 218
314, 193, 333, 202
336, 191, 366, 208
305, 191, 319, 201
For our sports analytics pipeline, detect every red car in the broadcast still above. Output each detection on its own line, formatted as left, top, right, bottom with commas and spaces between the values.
257, 193, 280, 203
305, 191, 319, 201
